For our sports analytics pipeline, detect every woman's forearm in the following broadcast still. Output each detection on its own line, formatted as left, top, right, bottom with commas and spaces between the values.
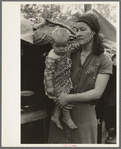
56, 73, 110, 107
68, 74, 110, 103
69, 88, 101, 103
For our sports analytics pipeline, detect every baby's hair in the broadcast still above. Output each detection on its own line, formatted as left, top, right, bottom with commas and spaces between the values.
51, 27, 71, 43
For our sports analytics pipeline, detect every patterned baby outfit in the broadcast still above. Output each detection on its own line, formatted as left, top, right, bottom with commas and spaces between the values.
44, 49, 73, 98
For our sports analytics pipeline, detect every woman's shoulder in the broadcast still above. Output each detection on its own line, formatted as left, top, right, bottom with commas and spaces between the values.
98, 52, 112, 63
97, 52, 113, 74
96, 53, 113, 73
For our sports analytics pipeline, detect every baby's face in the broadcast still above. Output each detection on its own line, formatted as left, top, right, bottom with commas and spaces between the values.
52, 40, 69, 56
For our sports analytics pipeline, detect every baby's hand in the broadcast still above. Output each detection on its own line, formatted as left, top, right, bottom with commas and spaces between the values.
69, 40, 80, 53
47, 87, 54, 96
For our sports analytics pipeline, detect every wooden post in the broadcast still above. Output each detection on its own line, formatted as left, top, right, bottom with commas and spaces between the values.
84, 4, 92, 12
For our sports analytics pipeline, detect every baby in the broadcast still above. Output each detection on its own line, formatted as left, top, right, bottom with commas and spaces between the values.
44, 27, 78, 130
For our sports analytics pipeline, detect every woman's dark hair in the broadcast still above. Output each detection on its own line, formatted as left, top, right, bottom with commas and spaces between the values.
93, 33, 104, 55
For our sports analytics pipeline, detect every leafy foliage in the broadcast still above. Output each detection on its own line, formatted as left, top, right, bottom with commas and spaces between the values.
21, 4, 84, 21
21, 4, 117, 24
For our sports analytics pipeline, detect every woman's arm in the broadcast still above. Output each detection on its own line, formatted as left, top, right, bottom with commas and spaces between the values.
55, 74, 110, 107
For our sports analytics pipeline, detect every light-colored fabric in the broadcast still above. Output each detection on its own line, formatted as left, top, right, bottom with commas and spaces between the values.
48, 49, 61, 59
21, 16, 33, 43
33, 19, 76, 45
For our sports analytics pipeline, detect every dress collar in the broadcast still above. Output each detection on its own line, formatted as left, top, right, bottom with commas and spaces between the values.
76, 49, 93, 67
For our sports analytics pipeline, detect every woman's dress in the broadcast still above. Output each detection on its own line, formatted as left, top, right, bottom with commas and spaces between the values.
48, 50, 112, 144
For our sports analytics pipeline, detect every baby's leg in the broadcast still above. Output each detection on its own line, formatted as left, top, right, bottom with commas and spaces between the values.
62, 109, 77, 129
51, 106, 63, 130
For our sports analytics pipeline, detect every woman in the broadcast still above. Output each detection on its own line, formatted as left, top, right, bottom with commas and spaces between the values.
48, 10, 112, 144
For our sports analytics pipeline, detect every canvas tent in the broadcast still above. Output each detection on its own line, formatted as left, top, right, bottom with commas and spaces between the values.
92, 9, 116, 42
21, 16, 34, 44
21, 9, 116, 59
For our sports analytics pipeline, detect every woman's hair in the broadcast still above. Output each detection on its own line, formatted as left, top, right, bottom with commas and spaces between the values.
93, 33, 104, 55
67, 11, 105, 55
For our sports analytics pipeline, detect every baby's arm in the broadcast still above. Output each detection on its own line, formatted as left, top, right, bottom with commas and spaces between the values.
44, 56, 56, 96
46, 79, 54, 95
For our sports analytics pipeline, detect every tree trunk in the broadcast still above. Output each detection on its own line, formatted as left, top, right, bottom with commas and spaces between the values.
84, 4, 92, 12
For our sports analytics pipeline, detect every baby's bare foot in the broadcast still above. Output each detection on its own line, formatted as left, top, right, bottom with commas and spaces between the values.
51, 116, 63, 130
62, 118, 77, 129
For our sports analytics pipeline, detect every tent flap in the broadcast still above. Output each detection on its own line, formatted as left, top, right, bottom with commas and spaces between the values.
21, 16, 34, 44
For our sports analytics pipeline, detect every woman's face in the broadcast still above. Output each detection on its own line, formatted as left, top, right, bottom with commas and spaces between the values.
74, 22, 95, 45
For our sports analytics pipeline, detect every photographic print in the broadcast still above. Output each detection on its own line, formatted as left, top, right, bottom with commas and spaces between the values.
2, 1, 119, 147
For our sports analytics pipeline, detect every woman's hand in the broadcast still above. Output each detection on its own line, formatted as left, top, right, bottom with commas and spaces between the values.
54, 93, 71, 108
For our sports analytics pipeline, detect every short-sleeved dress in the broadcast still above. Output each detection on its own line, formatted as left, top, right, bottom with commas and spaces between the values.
48, 50, 112, 144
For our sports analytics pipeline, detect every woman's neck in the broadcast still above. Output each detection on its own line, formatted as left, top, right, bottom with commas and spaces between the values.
81, 38, 94, 54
